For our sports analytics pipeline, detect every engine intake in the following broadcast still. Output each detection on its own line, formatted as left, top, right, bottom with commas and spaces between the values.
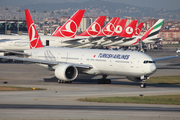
55, 64, 78, 81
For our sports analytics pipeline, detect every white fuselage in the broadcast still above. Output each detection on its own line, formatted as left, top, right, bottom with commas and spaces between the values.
24, 47, 157, 77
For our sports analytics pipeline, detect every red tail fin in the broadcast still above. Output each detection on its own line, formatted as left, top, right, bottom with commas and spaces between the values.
78, 16, 106, 36
25, 9, 44, 49
112, 19, 127, 36
97, 17, 119, 36
52, 10, 85, 38
120, 20, 138, 38
134, 22, 144, 36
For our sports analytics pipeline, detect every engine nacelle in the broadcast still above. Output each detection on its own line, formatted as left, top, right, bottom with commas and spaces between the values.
126, 76, 142, 82
55, 64, 78, 81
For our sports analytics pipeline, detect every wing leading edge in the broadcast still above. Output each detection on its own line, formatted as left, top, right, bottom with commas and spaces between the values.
0, 55, 92, 69
153, 55, 178, 61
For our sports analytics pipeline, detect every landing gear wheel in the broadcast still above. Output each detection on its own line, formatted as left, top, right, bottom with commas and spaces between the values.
58, 80, 72, 84
140, 83, 146, 88
97, 75, 111, 84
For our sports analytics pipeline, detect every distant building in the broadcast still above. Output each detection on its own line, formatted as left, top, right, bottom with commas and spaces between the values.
159, 30, 180, 44
144, 19, 157, 30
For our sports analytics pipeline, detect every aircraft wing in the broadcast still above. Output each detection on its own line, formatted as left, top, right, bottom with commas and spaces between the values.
0, 49, 31, 56
153, 55, 178, 61
0, 55, 92, 69
104, 36, 118, 40
123, 37, 136, 42
61, 39, 84, 43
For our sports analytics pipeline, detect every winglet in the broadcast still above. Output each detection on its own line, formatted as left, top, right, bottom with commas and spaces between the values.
25, 9, 44, 49
52, 10, 85, 38
78, 16, 106, 36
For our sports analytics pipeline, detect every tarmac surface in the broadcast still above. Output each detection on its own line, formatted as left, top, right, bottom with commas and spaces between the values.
0, 47, 180, 120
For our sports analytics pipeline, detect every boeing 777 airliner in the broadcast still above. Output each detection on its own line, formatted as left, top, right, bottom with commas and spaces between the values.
0, 9, 178, 88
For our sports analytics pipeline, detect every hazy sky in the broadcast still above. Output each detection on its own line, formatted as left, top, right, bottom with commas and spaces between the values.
1, 0, 180, 10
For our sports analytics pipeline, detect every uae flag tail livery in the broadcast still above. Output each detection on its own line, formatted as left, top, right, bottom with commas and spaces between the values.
25, 9, 44, 49
120, 20, 138, 38
77, 16, 106, 36
134, 22, 144, 36
52, 10, 85, 38
141, 19, 164, 41
97, 17, 120, 36
112, 19, 127, 36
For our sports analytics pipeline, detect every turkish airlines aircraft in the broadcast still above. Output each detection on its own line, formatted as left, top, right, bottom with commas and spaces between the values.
134, 22, 144, 36
114, 19, 164, 46
93, 20, 138, 48
0, 9, 177, 88
0, 10, 107, 51
0, 9, 86, 51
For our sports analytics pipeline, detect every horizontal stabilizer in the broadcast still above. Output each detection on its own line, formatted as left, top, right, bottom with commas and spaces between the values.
88, 36, 104, 41
114, 37, 125, 40
123, 37, 136, 42
104, 36, 118, 40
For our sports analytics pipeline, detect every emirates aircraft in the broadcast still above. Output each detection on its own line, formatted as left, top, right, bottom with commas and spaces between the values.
0, 9, 178, 88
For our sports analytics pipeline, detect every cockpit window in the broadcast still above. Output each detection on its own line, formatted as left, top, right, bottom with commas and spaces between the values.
143, 61, 155, 64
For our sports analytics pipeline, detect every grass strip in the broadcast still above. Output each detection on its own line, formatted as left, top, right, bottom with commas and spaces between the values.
147, 76, 180, 85
78, 95, 180, 105
0, 86, 46, 91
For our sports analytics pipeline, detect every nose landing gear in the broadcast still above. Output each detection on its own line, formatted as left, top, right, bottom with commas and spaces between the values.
140, 76, 149, 88
140, 80, 146, 88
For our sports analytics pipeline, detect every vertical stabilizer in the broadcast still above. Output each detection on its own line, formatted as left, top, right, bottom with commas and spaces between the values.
25, 9, 44, 49
120, 20, 138, 38
134, 22, 144, 36
78, 16, 106, 36
141, 19, 164, 41
52, 10, 85, 38
97, 17, 119, 36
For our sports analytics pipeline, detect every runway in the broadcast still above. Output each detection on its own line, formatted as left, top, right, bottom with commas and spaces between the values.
0, 47, 180, 120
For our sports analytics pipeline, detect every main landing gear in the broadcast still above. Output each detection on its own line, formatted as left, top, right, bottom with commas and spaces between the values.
97, 75, 111, 84
58, 80, 72, 83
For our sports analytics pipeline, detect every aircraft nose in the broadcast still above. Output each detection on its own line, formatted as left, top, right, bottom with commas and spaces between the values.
150, 63, 157, 72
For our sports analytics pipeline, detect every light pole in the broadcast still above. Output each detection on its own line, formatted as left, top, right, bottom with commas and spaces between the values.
56, 11, 61, 25
4, 7, 9, 35
17, 9, 21, 34
50, 11, 54, 35
43, 10, 47, 35
31, 10, 36, 23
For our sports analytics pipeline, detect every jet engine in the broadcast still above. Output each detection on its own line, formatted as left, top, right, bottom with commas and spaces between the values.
55, 64, 78, 81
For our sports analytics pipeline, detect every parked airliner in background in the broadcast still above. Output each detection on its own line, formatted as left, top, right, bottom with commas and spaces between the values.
0, 10, 105, 51
0, 9, 178, 88
109, 19, 164, 47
